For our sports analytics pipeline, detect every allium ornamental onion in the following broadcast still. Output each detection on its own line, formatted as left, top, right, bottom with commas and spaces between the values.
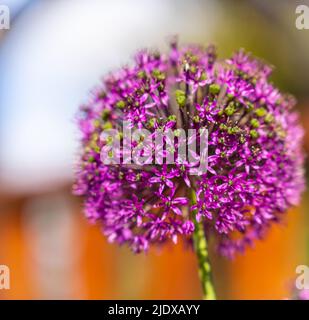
73, 39, 305, 299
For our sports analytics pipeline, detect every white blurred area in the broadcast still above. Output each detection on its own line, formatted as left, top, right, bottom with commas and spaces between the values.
0, 0, 218, 193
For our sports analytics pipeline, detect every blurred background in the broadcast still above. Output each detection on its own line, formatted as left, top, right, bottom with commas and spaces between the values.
0, 0, 309, 299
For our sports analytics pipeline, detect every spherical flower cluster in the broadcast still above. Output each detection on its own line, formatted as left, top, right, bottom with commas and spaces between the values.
73, 40, 305, 256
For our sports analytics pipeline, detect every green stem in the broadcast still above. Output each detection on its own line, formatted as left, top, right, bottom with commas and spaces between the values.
190, 188, 216, 300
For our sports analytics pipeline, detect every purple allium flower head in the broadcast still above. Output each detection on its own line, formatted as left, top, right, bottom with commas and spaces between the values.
73, 40, 305, 256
